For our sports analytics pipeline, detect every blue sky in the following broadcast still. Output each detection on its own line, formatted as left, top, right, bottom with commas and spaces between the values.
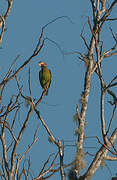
0, 0, 117, 180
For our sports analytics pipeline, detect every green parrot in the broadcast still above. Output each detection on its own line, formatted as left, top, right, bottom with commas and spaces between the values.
38, 61, 52, 95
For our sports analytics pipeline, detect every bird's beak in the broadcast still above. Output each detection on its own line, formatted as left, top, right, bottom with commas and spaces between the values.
38, 62, 41, 67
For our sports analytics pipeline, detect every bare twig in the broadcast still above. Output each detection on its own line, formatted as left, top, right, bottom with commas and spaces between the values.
1, 121, 17, 142
0, 157, 7, 180
7, 141, 13, 152
4, 0, 13, 20
42, 161, 75, 180
100, 0, 117, 23
33, 152, 58, 180
80, 22, 90, 50
44, 37, 64, 56
106, 75, 117, 90
106, 105, 117, 135
106, 155, 117, 161
95, 136, 117, 156
0, 93, 21, 119
14, 156, 20, 180
90, 0, 96, 22
34, 108, 58, 146
11, 105, 20, 130
0, 0, 13, 45
0, 55, 20, 104
43, 16, 73, 29
38, 153, 55, 177
0, 125, 9, 176
10, 107, 32, 179
109, 27, 117, 43
28, 67, 32, 98
106, 17, 117, 21
19, 138, 38, 162
0, 16, 5, 46
33, 125, 39, 141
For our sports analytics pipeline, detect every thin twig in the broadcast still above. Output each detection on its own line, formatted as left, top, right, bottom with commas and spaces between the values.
4, 0, 13, 20
0, 16, 5, 46
109, 27, 117, 43
95, 136, 117, 156
34, 108, 58, 146
106, 105, 117, 135
38, 153, 56, 177
80, 24, 90, 50
19, 138, 38, 162
33, 152, 59, 180
43, 16, 73, 29
28, 67, 32, 98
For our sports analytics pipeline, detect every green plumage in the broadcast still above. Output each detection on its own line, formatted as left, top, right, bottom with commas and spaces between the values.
39, 62, 51, 95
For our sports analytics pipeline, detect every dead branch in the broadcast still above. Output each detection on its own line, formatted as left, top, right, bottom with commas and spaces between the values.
34, 108, 57, 146
33, 152, 58, 180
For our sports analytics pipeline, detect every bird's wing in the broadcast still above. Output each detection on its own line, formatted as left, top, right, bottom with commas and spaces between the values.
39, 70, 44, 88
48, 69, 52, 88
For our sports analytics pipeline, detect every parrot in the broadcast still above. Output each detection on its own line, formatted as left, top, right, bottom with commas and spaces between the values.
38, 61, 52, 95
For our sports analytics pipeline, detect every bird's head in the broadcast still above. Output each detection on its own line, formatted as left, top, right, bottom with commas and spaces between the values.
38, 61, 47, 67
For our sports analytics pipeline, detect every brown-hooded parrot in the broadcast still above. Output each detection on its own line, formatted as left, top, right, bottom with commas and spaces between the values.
38, 61, 52, 95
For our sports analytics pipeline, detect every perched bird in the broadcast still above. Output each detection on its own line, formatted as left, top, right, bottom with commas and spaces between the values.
38, 61, 52, 95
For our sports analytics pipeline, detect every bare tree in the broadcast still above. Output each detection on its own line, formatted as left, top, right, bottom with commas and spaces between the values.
0, 0, 117, 180
69, 0, 117, 180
